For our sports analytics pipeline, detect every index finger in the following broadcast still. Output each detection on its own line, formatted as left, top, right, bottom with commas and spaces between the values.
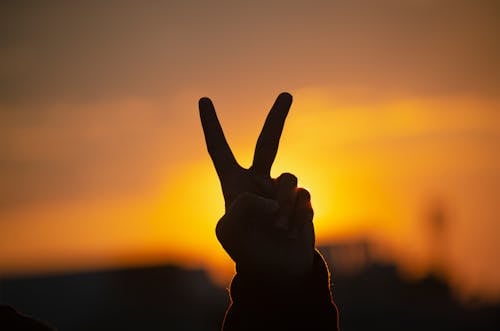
199, 97, 238, 178
252, 92, 293, 175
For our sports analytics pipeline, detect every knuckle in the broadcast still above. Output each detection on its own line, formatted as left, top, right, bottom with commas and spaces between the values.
297, 188, 311, 201
278, 172, 298, 186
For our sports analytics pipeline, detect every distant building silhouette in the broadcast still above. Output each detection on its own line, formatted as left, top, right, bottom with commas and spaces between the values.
0, 241, 498, 331
0, 265, 227, 331
318, 241, 499, 331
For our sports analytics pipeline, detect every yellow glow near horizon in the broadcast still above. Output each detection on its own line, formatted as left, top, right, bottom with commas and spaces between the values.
0, 91, 499, 299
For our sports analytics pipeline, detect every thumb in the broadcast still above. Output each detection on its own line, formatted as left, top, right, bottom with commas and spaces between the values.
228, 192, 279, 220
216, 192, 279, 244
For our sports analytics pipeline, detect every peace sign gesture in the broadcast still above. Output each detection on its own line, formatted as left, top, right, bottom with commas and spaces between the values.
199, 93, 337, 330
199, 92, 315, 278
199, 92, 292, 209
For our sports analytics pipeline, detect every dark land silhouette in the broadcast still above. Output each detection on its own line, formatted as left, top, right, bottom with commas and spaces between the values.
1, 241, 498, 330
320, 242, 500, 331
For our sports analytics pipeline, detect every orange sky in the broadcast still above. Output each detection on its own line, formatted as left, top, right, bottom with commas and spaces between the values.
0, 1, 499, 301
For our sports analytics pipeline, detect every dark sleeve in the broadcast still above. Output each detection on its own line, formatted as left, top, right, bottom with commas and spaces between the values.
0, 305, 56, 331
222, 250, 339, 331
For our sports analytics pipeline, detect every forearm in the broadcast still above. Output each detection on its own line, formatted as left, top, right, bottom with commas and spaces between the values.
222, 250, 339, 331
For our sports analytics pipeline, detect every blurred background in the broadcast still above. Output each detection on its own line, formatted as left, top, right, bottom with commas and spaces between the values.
1, 1, 499, 330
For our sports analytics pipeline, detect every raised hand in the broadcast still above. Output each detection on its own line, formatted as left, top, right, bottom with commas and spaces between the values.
199, 93, 338, 331
199, 92, 314, 278
199, 92, 292, 209
216, 183, 315, 279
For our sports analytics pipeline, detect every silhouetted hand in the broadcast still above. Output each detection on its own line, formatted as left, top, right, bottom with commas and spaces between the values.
216, 185, 314, 279
199, 93, 314, 279
200, 93, 338, 331
199, 93, 292, 209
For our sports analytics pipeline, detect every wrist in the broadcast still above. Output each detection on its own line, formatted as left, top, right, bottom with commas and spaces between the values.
234, 250, 315, 286
230, 250, 333, 308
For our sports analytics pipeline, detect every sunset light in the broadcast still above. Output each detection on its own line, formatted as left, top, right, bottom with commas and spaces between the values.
1, 1, 499, 315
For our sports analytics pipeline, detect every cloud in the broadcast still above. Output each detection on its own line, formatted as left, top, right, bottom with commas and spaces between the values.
0, 97, 194, 213
0, 0, 498, 212
0, 0, 498, 107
